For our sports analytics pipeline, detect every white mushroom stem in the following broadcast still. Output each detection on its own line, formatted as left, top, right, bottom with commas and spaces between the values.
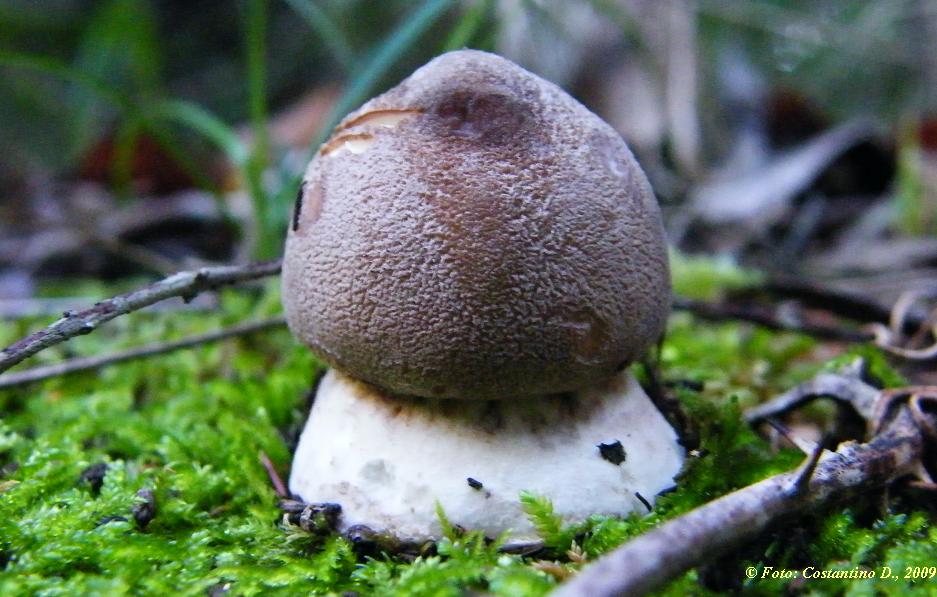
289, 369, 685, 543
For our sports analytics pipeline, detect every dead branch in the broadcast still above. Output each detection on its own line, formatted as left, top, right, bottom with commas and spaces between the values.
0, 259, 282, 375
0, 295, 219, 319
260, 450, 289, 498
552, 370, 935, 597
673, 296, 872, 342
765, 276, 928, 331
743, 362, 880, 427
0, 316, 286, 389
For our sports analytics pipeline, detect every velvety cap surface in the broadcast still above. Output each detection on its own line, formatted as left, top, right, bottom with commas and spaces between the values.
282, 49, 670, 399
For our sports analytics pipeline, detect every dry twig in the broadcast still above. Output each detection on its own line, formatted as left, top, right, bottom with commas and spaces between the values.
260, 450, 289, 498
673, 297, 871, 342
552, 364, 936, 597
0, 316, 286, 389
866, 289, 937, 360
0, 259, 282, 375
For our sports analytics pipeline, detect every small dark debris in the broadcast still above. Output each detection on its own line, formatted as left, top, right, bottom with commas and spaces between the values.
418, 541, 436, 558
656, 484, 678, 496
298, 502, 342, 535
635, 491, 652, 512
500, 540, 548, 557
95, 515, 128, 527
344, 524, 382, 558
79, 462, 108, 496
132, 488, 157, 529
467, 477, 483, 490
278, 498, 307, 514
597, 440, 626, 465
345, 524, 377, 545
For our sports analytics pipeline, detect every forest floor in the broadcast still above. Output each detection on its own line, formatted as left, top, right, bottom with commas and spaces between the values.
1, 258, 935, 596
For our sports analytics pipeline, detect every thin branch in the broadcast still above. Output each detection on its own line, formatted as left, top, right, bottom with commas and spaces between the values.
744, 372, 881, 426
764, 277, 928, 331
552, 405, 926, 597
0, 295, 219, 319
260, 450, 289, 498
0, 259, 282, 375
673, 296, 872, 342
0, 317, 286, 389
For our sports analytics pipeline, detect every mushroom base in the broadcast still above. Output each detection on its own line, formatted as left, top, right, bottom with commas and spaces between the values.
289, 369, 685, 543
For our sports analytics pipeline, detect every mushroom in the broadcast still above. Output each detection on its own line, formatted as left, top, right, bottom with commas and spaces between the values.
283, 50, 683, 543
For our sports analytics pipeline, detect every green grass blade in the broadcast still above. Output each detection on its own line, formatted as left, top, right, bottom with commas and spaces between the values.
245, 0, 269, 165
141, 119, 225, 197
151, 100, 249, 166
443, 0, 493, 51
0, 50, 129, 109
282, 0, 355, 71
244, 0, 278, 259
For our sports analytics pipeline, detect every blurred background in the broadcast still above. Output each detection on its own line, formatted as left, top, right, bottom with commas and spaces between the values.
1, 0, 935, 317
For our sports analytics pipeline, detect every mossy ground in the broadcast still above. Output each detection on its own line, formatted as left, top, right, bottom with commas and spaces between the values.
1, 264, 935, 596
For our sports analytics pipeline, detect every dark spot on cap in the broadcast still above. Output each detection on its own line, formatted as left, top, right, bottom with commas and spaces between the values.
433, 90, 527, 144
597, 440, 626, 465
467, 477, 483, 490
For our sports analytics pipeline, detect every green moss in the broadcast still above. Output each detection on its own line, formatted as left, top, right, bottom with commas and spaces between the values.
1, 269, 934, 596
669, 250, 763, 301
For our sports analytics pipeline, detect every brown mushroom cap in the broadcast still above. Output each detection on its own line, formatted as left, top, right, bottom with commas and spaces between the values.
282, 49, 670, 400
